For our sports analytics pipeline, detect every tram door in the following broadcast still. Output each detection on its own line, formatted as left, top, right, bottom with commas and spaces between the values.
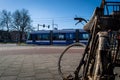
66, 33, 74, 44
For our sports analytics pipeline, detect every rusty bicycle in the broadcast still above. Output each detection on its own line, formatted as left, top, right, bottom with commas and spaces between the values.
58, 0, 120, 80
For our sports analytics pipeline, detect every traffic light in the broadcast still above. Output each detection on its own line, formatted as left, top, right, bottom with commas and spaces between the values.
48, 25, 50, 28
43, 24, 45, 28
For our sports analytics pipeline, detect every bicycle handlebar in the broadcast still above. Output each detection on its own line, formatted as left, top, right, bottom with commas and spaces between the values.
74, 17, 88, 25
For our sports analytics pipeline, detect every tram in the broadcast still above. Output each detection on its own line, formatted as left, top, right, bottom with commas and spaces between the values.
26, 29, 89, 45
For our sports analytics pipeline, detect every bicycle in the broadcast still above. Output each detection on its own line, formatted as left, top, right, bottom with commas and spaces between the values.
58, 0, 120, 80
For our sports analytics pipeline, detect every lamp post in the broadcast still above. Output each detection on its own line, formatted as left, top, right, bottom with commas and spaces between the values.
52, 19, 54, 30
52, 19, 58, 30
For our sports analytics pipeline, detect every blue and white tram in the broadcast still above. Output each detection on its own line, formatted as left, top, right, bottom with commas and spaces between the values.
26, 29, 89, 45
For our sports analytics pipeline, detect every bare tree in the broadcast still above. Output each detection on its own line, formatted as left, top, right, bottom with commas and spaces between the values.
12, 9, 32, 43
0, 10, 12, 31
0, 10, 12, 42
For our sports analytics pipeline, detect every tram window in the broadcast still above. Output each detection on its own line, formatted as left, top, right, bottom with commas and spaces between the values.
36, 34, 49, 40
79, 33, 89, 40
53, 34, 58, 40
66, 33, 75, 40
33, 34, 49, 40
28, 34, 32, 40
59, 35, 64, 39
41, 34, 49, 40
34, 34, 38, 40
53, 33, 66, 40
36, 34, 41, 40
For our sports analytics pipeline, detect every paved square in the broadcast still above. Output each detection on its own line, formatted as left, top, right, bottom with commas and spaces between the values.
0, 44, 119, 80
0, 44, 84, 80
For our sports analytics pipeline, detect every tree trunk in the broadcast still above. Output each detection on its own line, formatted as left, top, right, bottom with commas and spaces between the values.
18, 31, 23, 43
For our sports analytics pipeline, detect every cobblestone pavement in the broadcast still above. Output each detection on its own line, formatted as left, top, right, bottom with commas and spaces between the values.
0, 44, 119, 80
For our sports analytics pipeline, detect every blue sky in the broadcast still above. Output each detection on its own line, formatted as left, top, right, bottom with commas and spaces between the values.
0, 0, 102, 30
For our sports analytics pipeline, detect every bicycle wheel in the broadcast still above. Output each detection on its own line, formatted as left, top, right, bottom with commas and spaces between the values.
58, 43, 86, 80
